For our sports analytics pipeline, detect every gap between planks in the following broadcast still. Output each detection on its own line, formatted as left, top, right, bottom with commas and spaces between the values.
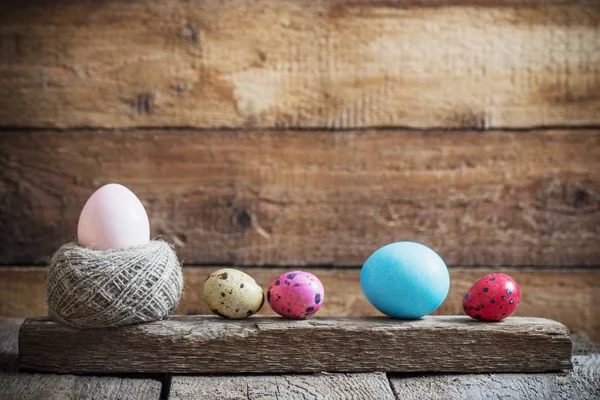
2, 125, 600, 133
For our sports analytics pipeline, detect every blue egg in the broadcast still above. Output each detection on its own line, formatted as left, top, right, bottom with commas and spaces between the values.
360, 242, 450, 319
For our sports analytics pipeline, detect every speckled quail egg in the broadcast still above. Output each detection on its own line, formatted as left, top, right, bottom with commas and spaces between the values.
203, 268, 265, 319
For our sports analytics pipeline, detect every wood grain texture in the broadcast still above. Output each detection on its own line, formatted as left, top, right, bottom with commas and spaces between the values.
0, 373, 162, 400
2, 129, 599, 267
2, 267, 599, 341
18, 316, 571, 374
0, 268, 46, 317
0, 0, 598, 129
170, 373, 395, 400
389, 355, 600, 400
0, 317, 23, 372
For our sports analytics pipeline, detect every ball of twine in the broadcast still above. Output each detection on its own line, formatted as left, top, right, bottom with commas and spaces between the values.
47, 240, 183, 329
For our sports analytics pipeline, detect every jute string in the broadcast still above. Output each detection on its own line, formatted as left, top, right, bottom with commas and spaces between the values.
47, 240, 183, 328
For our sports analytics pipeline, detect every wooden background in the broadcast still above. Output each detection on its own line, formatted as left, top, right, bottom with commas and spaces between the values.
0, 0, 598, 339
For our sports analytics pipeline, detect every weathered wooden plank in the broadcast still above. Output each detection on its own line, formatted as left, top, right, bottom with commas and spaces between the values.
389, 355, 600, 400
1, 129, 599, 267
0, 373, 162, 400
0, 317, 23, 372
2, 267, 599, 342
0, 0, 598, 129
18, 316, 571, 374
170, 373, 395, 400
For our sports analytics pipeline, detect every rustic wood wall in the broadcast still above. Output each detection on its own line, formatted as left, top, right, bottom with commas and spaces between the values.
0, 0, 598, 339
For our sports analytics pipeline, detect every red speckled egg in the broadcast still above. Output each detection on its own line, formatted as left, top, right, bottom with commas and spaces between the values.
463, 273, 520, 321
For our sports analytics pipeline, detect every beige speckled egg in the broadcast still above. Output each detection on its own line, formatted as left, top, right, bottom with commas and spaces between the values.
203, 268, 265, 319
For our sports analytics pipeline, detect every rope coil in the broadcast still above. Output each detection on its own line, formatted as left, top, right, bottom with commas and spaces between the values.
47, 240, 183, 328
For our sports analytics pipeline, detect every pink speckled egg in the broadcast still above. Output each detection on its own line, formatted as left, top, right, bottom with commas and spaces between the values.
77, 183, 150, 250
267, 271, 324, 319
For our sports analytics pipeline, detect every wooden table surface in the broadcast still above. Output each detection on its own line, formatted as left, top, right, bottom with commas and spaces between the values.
1, 317, 600, 400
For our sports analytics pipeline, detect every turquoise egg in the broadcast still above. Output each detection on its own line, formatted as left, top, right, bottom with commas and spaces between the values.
360, 242, 450, 319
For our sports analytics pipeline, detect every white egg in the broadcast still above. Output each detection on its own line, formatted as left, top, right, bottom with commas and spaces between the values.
77, 183, 150, 250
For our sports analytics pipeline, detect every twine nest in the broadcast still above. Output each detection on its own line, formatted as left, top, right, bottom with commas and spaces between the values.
47, 240, 183, 329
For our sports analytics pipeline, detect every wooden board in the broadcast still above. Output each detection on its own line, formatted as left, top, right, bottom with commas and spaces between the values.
170, 373, 395, 400
18, 316, 571, 374
389, 355, 600, 400
1, 129, 599, 267
0, 0, 598, 129
0, 317, 23, 372
2, 266, 599, 342
0, 373, 162, 400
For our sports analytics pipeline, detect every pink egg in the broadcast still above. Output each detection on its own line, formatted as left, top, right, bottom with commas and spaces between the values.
267, 271, 324, 319
77, 183, 150, 250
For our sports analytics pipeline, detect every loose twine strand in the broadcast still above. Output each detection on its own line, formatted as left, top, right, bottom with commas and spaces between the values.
47, 240, 183, 328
